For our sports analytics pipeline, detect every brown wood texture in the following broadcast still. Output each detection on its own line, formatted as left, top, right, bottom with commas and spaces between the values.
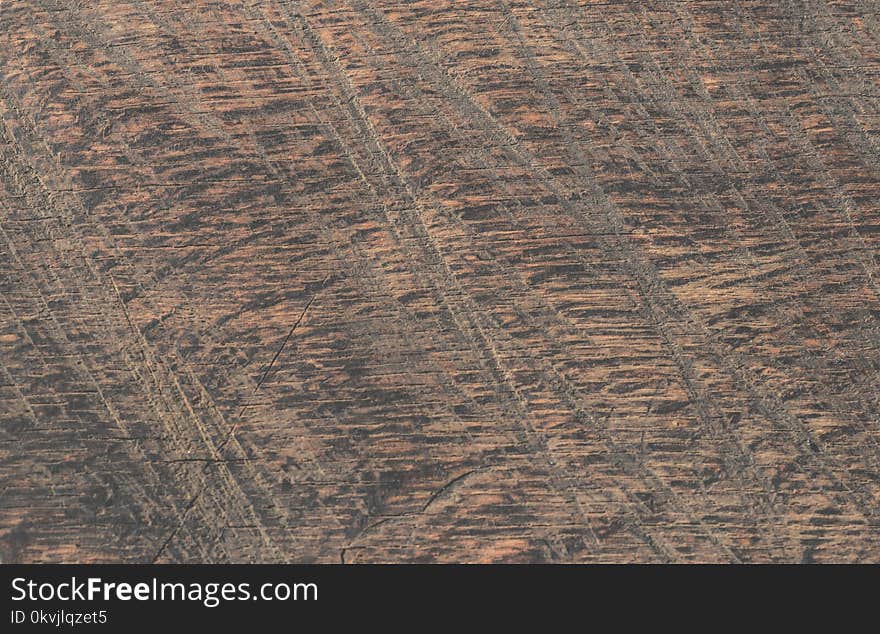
1, 1, 879, 563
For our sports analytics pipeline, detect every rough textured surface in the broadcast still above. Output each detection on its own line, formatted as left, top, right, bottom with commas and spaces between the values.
1, 1, 879, 563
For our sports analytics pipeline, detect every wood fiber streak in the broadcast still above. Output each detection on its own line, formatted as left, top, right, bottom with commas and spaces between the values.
1, 0, 879, 563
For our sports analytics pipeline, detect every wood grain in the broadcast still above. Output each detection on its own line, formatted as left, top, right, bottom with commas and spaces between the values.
1, 0, 879, 563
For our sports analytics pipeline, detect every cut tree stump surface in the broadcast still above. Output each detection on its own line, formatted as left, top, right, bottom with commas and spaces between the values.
1, 1, 879, 563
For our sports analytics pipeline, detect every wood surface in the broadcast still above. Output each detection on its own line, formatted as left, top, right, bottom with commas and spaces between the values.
1, 0, 879, 563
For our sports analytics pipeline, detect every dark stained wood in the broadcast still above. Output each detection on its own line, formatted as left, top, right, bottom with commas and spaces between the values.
1, 0, 879, 563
